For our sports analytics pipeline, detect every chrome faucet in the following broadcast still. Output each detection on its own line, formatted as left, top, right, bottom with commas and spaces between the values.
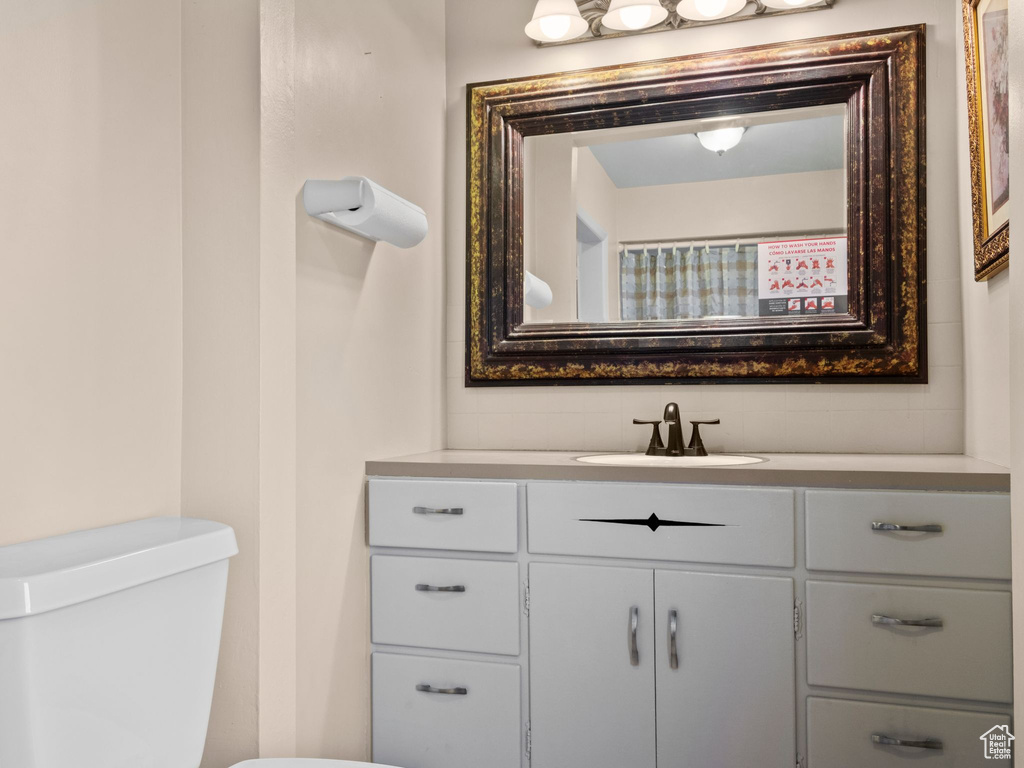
633, 403, 721, 457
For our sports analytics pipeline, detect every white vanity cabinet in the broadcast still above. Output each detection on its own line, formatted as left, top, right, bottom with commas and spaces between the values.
368, 465, 1012, 768
528, 563, 795, 768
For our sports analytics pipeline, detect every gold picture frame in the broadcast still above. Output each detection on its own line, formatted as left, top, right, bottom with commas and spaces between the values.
963, 0, 1010, 281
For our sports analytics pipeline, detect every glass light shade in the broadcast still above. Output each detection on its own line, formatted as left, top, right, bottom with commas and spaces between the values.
525, 0, 589, 42
696, 127, 746, 155
675, 0, 746, 21
602, 0, 669, 31
760, 0, 820, 8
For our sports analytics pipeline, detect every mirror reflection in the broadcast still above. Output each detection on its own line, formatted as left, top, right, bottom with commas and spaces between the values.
522, 105, 849, 325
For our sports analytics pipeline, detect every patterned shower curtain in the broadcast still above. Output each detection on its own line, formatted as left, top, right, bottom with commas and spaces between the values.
619, 244, 759, 321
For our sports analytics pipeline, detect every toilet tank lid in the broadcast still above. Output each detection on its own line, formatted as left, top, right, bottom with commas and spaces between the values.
0, 517, 238, 620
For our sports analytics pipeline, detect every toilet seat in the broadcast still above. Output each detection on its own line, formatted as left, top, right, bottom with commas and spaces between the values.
230, 760, 402, 768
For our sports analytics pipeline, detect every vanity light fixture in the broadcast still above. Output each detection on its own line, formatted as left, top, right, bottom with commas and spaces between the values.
525, 0, 589, 42
676, 0, 746, 21
602, 0, 669, 30
527, 0, 836, 46
696, 126, 746, 155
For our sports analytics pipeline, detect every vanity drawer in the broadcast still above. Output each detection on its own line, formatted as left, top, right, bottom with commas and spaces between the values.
807, 697, 1012, 767
369, 478, 518, 553
372, 652, 521, 768
527, 482, 794, 567
806, 490, 1010, 579
371, 555, 520, 655
806, 581, 1012, 703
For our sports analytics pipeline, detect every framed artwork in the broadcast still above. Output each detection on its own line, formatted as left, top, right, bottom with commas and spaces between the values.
963, 0, 1010, 281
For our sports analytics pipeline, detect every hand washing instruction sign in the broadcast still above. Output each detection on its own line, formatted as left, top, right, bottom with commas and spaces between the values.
757, 236, 848, 317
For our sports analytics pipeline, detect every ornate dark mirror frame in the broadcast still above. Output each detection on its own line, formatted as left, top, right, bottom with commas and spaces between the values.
466, 25, 926, 386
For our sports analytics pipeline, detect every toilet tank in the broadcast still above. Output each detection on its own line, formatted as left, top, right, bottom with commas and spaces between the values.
0, 517, 238, 768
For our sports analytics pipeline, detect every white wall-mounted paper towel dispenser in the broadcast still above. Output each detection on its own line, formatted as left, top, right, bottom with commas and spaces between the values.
302, 177, 428, 249
524, 270, 553, 309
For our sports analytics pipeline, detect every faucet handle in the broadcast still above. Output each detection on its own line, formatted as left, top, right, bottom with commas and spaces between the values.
687, 419, 721, 457
633, 419, 666, 456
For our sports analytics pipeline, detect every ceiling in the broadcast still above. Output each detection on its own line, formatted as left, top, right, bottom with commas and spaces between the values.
586, 115, 846, 188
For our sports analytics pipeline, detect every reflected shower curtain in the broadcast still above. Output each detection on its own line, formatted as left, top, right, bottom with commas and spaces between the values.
619, 244, 759, 321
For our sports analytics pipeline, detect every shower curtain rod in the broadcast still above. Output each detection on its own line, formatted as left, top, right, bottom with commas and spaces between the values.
617, 229, 846, 249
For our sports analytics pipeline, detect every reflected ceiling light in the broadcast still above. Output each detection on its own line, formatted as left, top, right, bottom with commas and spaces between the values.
696, 127, 746, 155
602, 0, 669, 31
761, 0, 821, 7
525, 0, 589, 42
677, 0, 746, 21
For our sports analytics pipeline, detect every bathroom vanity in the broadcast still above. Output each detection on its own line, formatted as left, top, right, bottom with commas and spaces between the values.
366, 452, 1012, 768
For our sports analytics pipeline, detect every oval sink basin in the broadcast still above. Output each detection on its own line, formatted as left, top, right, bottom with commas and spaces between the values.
576, 453, 765, 468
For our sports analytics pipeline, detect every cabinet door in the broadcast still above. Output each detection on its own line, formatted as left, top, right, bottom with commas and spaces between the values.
655, 571, 795, 768
529, 563, 656, 768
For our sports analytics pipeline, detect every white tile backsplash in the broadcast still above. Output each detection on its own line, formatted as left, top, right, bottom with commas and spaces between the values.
447, 349, 962, 454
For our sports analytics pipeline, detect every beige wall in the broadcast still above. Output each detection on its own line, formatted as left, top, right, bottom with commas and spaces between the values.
576, 147, 620, 320
524, 134, 577, 323
0, 0, 183, 546
446, 0, 965, 455
290, 0, 447, 758
181, 0, 263, 765
615, 170, 845, 242
959, 0, 1012, 467
1008, 0, 1023, 723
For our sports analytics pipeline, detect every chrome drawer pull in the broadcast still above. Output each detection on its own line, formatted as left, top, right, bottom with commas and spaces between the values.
416, 684, 468, 695
629, 606, 640, 667
871, 522, 943, 533
872, 733, 943, 750
413, 506, 464, 516
415, 584, 467, 593
872, 614, 944, 628
668, 609, 679, 671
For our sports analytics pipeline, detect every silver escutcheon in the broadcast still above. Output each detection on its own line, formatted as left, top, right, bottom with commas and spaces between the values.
871, 522, 943, 533
415, 584, 467, 593
668, 609, 679, 670
416, 684, 468, 695
872, 733, 943, 750
629, 606, 640, 667
413, 506, 464, 516
872, 614, 944, 628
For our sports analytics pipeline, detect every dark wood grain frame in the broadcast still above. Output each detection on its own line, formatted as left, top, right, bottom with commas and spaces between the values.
962, 0, 1010, 281
466, 26, 926, 385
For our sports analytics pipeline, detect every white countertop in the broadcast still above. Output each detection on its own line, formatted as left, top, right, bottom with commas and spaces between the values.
366, 451, 1010, 492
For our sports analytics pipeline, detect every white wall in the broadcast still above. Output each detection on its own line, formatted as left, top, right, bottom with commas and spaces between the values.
0, 0, 183, 546
958, 0, 1013, 467
446, 0, 965, 455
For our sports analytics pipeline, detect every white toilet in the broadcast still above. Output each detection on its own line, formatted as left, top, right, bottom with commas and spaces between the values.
0, 517, 399, 768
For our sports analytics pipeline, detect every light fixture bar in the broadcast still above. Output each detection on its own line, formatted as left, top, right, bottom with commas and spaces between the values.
532, 0, 836, 47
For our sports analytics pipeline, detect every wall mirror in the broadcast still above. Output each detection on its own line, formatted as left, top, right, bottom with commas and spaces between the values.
466, 26, 926, 385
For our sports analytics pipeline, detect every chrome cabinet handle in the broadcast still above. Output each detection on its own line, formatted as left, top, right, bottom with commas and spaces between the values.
629, 606, 640, 667
872, 522, 943, 533
416, 684, 468, 695
872, 614, 944, 628
413, 506, 464, 516
668, 609, 679, 671
872, 733, 943, 750
415, 584, 466, 593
